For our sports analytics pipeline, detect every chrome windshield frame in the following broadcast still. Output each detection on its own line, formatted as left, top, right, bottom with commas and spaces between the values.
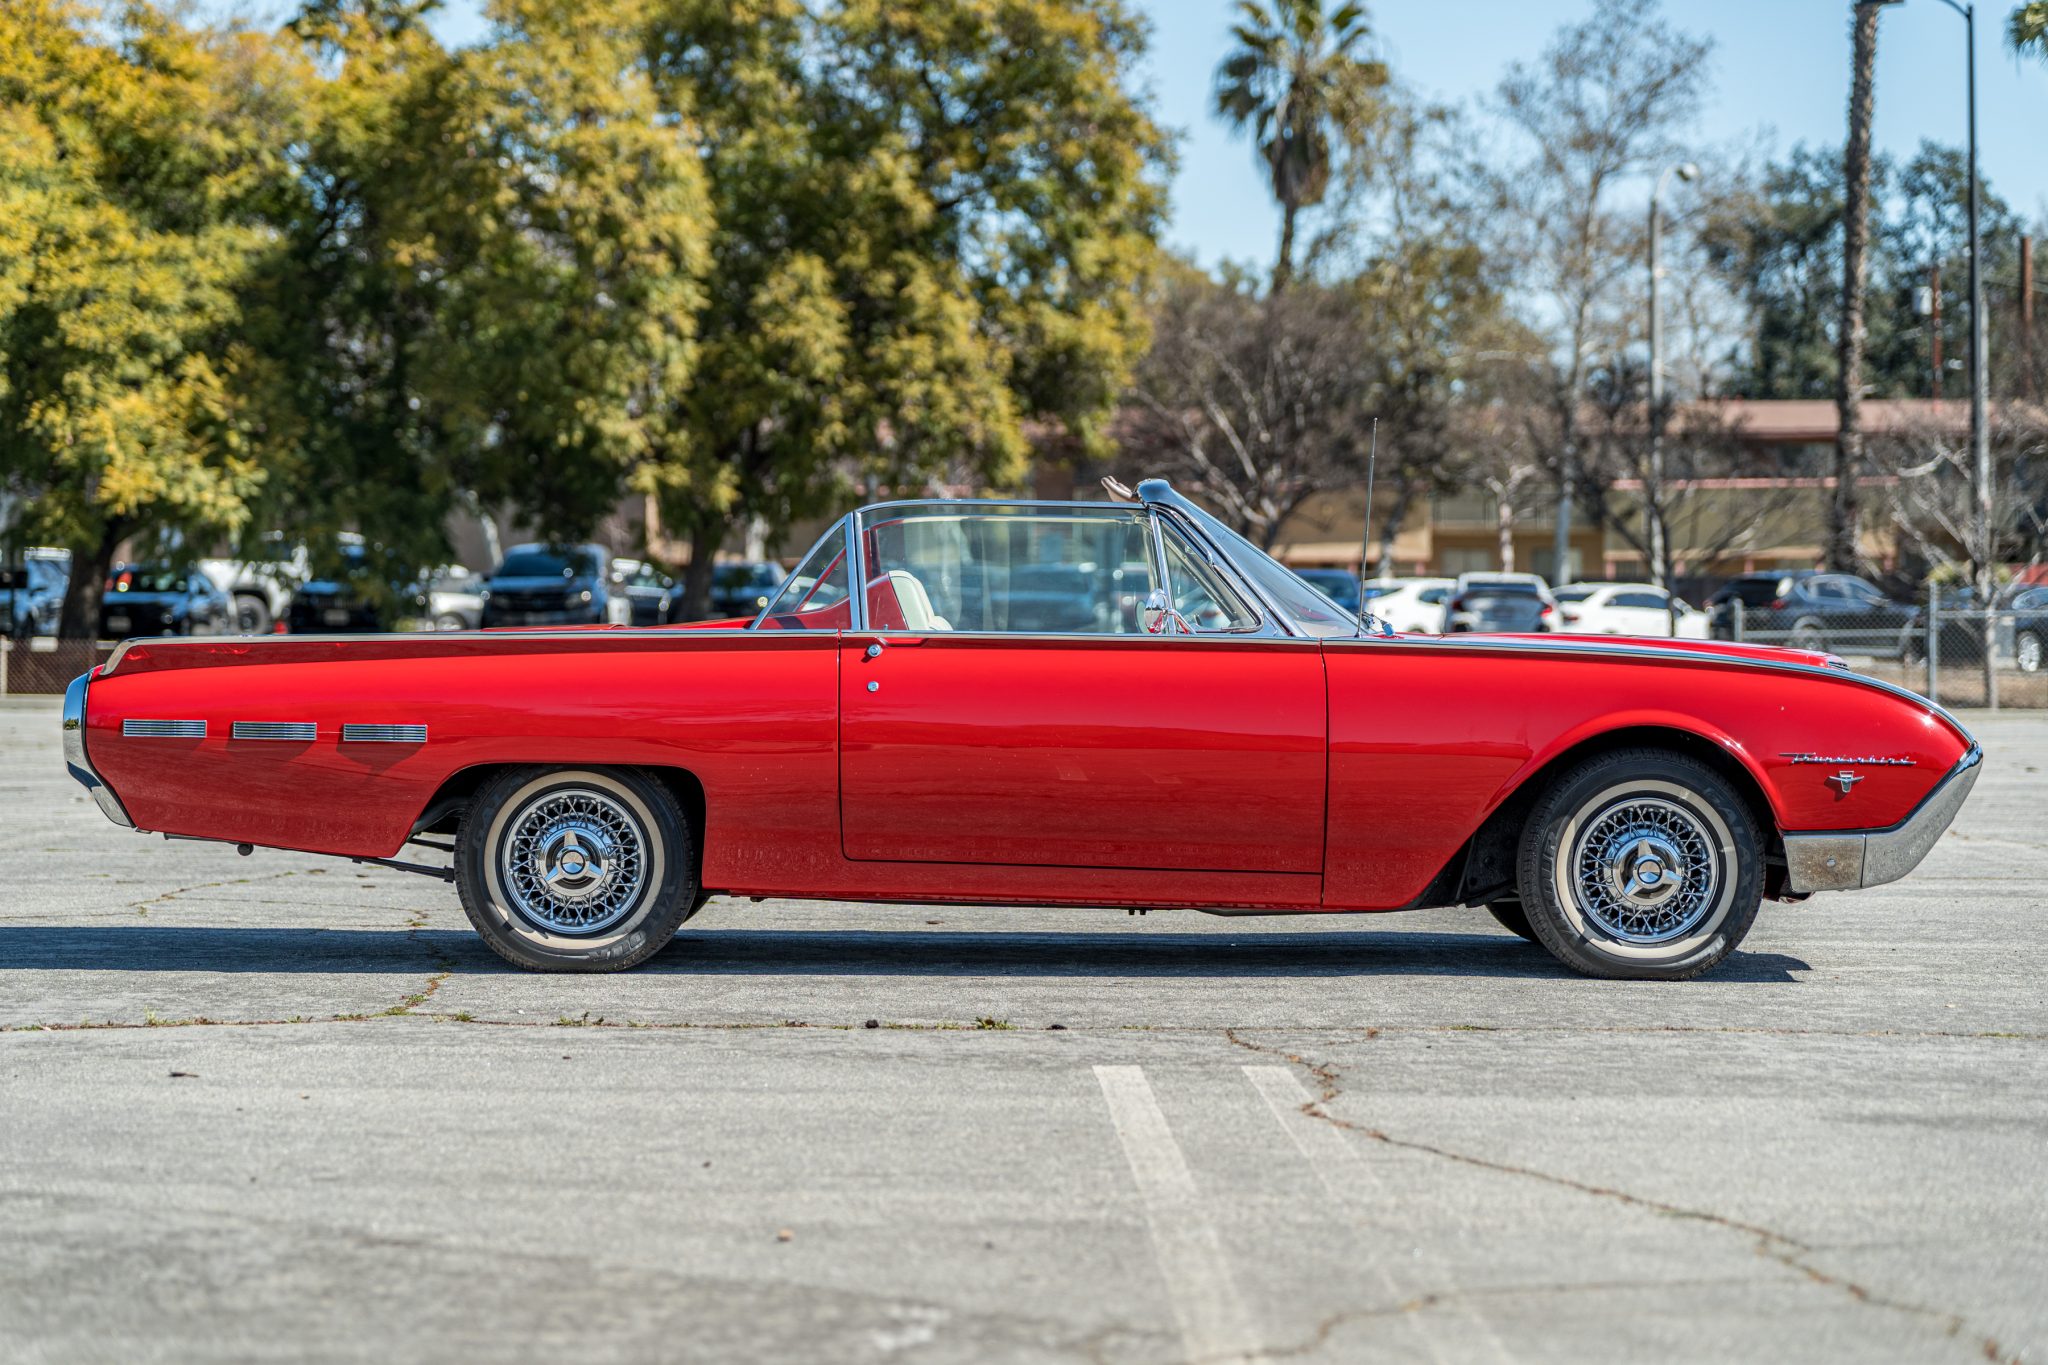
847, 497, 1285, 640
748, 515, 857, 630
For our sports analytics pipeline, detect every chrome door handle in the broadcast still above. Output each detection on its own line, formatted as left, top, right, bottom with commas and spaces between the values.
864, 642, 883, 659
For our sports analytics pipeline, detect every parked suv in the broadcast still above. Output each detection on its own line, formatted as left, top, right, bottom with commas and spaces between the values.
1708, 571, 1919, 656
5, 550, 70, 637
101, 564, 233, 637
708, 561, 788, 620
480, 544, 628, 628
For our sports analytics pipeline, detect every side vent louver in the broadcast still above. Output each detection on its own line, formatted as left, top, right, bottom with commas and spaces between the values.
231, 721, 317, 742
341, 724, 427, 744
123, 719, 205, 739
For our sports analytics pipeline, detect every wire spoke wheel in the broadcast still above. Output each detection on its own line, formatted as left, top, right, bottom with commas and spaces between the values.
457, 766, 697, 972
499, 787, 649, 936
1520, 752, 1760, 980
1566, 796, 1720, 944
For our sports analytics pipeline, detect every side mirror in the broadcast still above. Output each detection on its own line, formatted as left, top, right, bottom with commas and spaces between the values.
1142, 588, 1194, 636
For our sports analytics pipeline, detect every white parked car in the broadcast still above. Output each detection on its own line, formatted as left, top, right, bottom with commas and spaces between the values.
1554, 582, 1709, 639
1360, 576, 1454, 633
420, 564, 485, 631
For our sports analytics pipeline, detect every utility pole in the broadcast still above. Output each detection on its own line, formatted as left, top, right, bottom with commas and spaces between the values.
1960, 0, 1994, 708
1887, 0, 1993, 704
2023, 235, 2037, 399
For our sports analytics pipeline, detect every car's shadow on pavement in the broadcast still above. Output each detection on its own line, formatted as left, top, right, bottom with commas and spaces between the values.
0, 926, 1811, 983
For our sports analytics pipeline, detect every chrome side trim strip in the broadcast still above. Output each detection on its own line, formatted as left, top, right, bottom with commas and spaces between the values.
231, 721, 317, 742
122, 719, 206, 738
1783, 745, 1982, 893
63, 671, 135, 828
1319, 634, 1975, 747
341, 723, 427, 744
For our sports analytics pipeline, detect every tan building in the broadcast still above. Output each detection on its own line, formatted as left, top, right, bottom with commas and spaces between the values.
1265, 399, 1969, 581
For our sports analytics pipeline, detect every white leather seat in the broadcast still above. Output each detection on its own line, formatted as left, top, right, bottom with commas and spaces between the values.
880, 570, 952, 631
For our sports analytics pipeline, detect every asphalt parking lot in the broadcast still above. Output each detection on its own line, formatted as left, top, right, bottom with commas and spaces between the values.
3, 698, 2044, 1364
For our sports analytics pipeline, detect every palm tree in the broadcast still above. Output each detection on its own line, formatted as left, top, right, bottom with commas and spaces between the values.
2011, 2, 2048, 58
1833, 1, 1888, 572
1213, 0, 1386, 292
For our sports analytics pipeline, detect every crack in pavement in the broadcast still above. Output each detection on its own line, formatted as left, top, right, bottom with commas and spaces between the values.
1222, 1029, 2020, 1365
124, 870, 306, 918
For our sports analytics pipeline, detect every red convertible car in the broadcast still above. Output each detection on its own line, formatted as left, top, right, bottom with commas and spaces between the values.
62, 480, 1979, 980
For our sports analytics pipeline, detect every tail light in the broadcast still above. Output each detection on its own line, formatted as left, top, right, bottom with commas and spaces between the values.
273, 619, 289, 634
1767, 598, 1787, 610
1448, 595, 1467, 612
1540, 602, 1554, 617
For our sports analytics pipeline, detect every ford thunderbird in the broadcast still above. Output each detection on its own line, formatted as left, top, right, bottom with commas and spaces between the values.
62, 480, 1980, 979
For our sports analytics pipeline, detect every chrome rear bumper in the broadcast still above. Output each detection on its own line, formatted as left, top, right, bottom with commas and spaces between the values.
1782, 745, 1981, 893
63, 670, 135, 829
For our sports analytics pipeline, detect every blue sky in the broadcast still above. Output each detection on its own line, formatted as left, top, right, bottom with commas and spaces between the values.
416, 0, 2047, 272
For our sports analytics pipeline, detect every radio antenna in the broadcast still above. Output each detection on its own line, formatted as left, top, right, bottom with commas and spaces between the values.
1355, 418, 1379, 637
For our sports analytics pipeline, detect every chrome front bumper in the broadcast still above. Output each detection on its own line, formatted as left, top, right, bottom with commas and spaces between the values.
1782, 745, 1981, 893
63, 670, 135, 829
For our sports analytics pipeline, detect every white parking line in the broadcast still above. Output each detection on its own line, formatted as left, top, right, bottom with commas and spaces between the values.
1093, 1065, 1267, 1364
1243, 1065, 1513, 1365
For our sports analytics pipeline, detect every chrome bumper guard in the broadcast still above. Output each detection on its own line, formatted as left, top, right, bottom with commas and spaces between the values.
63, 670, 135, 829
1782, 745, 1981, 893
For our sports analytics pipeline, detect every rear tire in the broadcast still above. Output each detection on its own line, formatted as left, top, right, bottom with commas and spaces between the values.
1788, 619, 1826, 653
1514, 749, 1762, 981
2018, 630, 2043, 674
1487, 901, 1539, 944
455, 766, 697, 972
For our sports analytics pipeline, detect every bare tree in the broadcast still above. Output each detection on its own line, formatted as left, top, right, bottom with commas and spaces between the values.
1481, 0, 1714, 585
1867, 405, 2048, 694
1123, 271, 1376, 549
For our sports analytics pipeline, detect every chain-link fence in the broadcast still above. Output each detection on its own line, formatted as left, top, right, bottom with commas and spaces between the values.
1719, 596, 2047, 710
0, 639, 117, 695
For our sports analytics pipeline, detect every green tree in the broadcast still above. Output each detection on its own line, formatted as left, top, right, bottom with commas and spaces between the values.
0, 0, 303, 636
1700, 146, 1859, 401
2010, 2, 2048, 58
1213, 0, 1387, 292
641, 0, 1168, 617
243, 0, 709, 589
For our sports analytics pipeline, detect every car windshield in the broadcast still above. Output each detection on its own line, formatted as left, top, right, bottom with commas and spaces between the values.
496, 548, 595, 579
1553, 587, 1598, 604
1172, 505, 1357, 637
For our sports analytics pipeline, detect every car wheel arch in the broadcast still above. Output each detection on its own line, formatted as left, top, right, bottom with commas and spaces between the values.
409, 761, 710, 893
1440, 723, 1784, 909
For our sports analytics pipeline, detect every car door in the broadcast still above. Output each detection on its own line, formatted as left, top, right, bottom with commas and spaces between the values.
837, 504, 1327, 874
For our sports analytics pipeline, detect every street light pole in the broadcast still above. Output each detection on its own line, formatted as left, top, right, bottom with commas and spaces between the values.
1894, 0, 1994, 705
1648, 162, 1698, 592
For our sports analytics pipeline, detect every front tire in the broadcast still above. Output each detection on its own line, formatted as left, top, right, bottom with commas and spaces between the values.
456, 766, 697, 972
1514, 749, 1762, 981
2018, 630, 2043, 674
